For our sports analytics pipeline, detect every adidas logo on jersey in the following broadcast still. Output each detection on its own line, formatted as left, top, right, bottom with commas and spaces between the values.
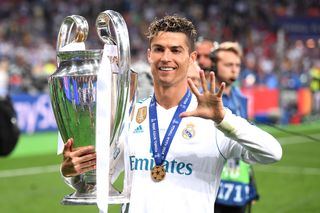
133, 125, 144, 133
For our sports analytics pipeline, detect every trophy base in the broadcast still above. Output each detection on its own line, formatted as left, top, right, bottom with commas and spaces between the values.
61, 190, 129, 205
62, 193, 97, 205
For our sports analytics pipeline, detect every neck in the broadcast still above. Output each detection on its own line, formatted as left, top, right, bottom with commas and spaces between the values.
224, 85, 232, 96
154, 84, 188, 109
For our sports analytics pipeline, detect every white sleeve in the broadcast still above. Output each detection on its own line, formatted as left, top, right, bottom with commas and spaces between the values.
215, 109, 282, 164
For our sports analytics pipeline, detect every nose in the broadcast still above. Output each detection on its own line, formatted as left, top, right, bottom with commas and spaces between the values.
231, 64, 240, 73
160, 49, 171, 62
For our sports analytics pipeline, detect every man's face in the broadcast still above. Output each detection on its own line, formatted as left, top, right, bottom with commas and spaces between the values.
195, 41, 213, 70
216, 50, 241, 86
147, 32, 196, 88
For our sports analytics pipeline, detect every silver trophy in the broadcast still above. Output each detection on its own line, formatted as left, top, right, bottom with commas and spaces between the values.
48, 10, 137, 205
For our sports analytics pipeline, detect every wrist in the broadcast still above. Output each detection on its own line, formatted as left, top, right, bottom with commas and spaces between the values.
213, 108, 226, 124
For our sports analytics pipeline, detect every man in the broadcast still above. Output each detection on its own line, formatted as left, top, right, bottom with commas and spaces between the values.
210, 42, 259, 213
187, 61, 201, 89
61, 15, 282, 213
0, 57, 20, 156
195, 38, 216, 79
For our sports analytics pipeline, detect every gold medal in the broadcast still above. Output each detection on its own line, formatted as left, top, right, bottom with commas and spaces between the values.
151, 165, 166, 182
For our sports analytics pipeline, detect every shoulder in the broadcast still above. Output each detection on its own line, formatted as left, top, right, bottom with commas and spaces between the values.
136, 95, 152, 105
232, 86, 247, 100
134, 96, 152, 113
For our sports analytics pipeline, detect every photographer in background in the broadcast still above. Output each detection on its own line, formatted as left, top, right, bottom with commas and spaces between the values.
211, 42, 259, 213
0, 57, 20, 156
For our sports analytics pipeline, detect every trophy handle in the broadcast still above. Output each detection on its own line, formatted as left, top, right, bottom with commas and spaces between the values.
95, 10, 131, 144
56, 15, 89, 65
95, 10, 130, 84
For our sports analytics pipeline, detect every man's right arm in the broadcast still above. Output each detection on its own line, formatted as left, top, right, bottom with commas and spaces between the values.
61, 138, 96, 177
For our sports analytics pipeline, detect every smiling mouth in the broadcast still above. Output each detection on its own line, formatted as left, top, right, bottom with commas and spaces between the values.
159, 67, 176, 71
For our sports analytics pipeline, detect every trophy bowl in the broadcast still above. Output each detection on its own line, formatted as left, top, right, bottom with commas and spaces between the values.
48, 11, 136, 205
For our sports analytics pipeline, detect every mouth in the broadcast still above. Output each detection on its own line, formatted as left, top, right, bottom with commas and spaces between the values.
229, 77, 236, 82
158, 67, 176, 72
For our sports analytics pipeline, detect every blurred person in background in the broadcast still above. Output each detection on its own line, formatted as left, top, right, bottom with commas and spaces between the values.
210, 42, 259, 213
0, 0, 317, 96
131, 60, 153, 101
309, 60, 320, 115
0, 57, 20, 156
239, 53, 258, 89
8, 52, 33, 95
195, 38, 216, 79
187, 60, 202, 89
255, 56, 278, 89
279, 58, 302, 124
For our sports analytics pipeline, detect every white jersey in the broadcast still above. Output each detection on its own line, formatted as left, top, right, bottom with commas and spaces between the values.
126, 95, 282, 213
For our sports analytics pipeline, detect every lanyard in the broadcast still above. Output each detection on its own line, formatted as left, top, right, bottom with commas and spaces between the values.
149, 89, 191, 165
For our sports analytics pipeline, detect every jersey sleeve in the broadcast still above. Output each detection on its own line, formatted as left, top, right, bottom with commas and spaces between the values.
215, 109, 282, 164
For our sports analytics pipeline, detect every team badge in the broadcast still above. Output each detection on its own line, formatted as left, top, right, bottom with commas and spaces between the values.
136, 106, 147, 124
151, 165, 166, 182
182, 123, 195, 139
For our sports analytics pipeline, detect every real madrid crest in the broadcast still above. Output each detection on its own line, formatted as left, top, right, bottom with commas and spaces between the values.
136, 106, 147, 124
182, 123, 195, 139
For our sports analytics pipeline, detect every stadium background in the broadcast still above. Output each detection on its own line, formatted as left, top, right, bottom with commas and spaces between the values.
0, 0, 319, 212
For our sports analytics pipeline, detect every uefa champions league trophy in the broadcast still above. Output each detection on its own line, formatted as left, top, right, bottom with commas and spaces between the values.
48, 10, 136, 205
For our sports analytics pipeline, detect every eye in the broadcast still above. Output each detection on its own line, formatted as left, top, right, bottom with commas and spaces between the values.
171, 47, 182, 54
153, 46, 164, 52
225, 63, 233, 68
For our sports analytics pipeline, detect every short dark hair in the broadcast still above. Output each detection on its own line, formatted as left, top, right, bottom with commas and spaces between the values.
146, 15, 197, 52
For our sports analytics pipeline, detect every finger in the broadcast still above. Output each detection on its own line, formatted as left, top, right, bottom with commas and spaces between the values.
180, 110, 197, 118
72, 145, 95, 157
81, 158, 96, 168
68, 153, 96, 174
78, 152, 96, 163
63, 138, 74, 154
75, 157, 96, 170
216, 82, 225, 98
187, 78, 201, 96
199, 70, 208, 93
77, 164, 96, 174
74, 160, 96, 174
209, 72, 216, 93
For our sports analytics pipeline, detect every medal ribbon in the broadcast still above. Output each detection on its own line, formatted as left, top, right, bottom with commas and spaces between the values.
149, 89, 191, 166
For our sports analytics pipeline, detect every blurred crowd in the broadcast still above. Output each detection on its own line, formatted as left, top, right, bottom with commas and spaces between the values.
0, 0, 319, 113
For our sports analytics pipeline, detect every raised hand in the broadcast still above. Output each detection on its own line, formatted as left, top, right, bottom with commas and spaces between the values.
180, 70, 226, 123
61, 138, 96, 177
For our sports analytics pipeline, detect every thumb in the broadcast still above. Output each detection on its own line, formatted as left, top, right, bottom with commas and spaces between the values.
180, 111, 197, 118
63, 138, 74, 153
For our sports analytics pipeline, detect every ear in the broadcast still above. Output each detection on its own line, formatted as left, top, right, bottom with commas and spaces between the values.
147, 48, 151, 64
190, 51, 197, 64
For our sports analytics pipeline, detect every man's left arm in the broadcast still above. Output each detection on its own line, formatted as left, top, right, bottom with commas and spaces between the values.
216, 109, 282, 164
